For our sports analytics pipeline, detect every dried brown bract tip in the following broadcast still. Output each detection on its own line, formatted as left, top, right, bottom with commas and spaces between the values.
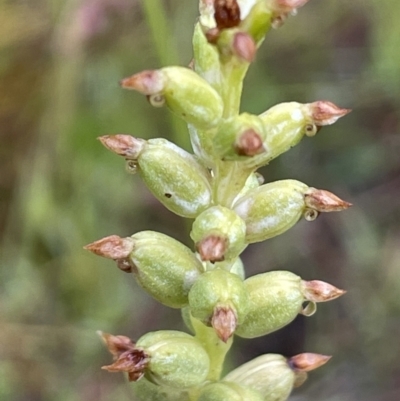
302, 280, 347, 302
98, 331, 135, 358
310, 101, 351, 126
289, 353, 331, 372
211, 305, 237, 342
196, 235, 228, 262
98, 135, 145, 159
233, 32, 256, 62
120, 70, 164, 95
214, 0, 241, 30
235, 129, 265, 156
84, 235, 134, 260
304, 189, 352, 212
98, 332, 149, 382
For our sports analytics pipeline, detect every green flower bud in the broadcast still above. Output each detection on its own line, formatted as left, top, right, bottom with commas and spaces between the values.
246, 101, 350, 168
133, 378, 191, 401
99, 135, 212, 218
100, 331, 210, 389
193, 23, 222, 91
198, 381, 264, 401
224, 352, 331, 401
232, 179, 308, 243
232, 179, 351, 243
84, 231, 204, 308
120, 66, 224, 129
235, 271, 346, 338
213, 113, 268, 161
191, 206, 247, 262
188, 269, 249, 342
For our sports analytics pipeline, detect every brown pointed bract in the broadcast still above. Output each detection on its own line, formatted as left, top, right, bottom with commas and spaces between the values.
304, 188, 352, 212
98, 135, 146, 159
98, 332, 149, 382
211, 305, 237, 342
120, 69, 164, 95
310, 101, 351, 126
289, 353, 331, 372
196, 235, 228, 262
84, 235, 134, 260
302, 280, 346, 302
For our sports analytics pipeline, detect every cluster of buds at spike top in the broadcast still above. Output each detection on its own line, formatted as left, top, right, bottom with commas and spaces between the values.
88, 0, 353, 399
84, 231, 203, 308
224, 352, 331, 400
236, 271, 346, 338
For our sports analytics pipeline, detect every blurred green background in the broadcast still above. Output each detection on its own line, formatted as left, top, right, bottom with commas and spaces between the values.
1, 0, 400, 400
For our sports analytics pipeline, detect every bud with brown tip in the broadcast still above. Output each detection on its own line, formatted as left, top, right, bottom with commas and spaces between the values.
224, 352, 330, 401
188, 269, 249, 342
236, 271, 346, 339
85, 231, 203, 308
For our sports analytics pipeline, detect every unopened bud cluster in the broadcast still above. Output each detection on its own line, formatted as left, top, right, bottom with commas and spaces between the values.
86, 1, 351, 400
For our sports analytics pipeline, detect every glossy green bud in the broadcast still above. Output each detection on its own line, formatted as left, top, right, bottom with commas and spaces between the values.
233, 179, 308, 243
198, 381, 264, 401
213, 113, 269, 161
99, 135, 212, 218
191, 206, 247, 262
188, 269, 249, 341
235, 271, 346, 338
84, 231, 204, 308
138, 138, 212, 217
233, 179, 351, 243
236, 271, 304, 338
225, 354, 294, 401
137, 331, 210, 388
224, 352, 331, 401
100, 331, 210, 389
246, 101, 350, 168
120, 66, 224, 129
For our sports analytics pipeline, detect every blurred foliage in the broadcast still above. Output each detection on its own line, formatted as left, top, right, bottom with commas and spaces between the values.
1, 0, 400, 400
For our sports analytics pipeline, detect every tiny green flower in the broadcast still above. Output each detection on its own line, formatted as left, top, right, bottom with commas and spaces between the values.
235, 270, 345, 338
84, 231, 204, 308
188, 269, 249, 341
99, 135, 213, 218
120, 66, 224, 129
224, 352, 331, 401
191, 206, 247, 262
233, 179, 351, 243
100, 330, 210, 389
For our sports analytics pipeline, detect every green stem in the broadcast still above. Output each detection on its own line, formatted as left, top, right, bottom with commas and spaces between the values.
190, 314, 233, 381
213, 161, 253, 207
220, 62, 249, 117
